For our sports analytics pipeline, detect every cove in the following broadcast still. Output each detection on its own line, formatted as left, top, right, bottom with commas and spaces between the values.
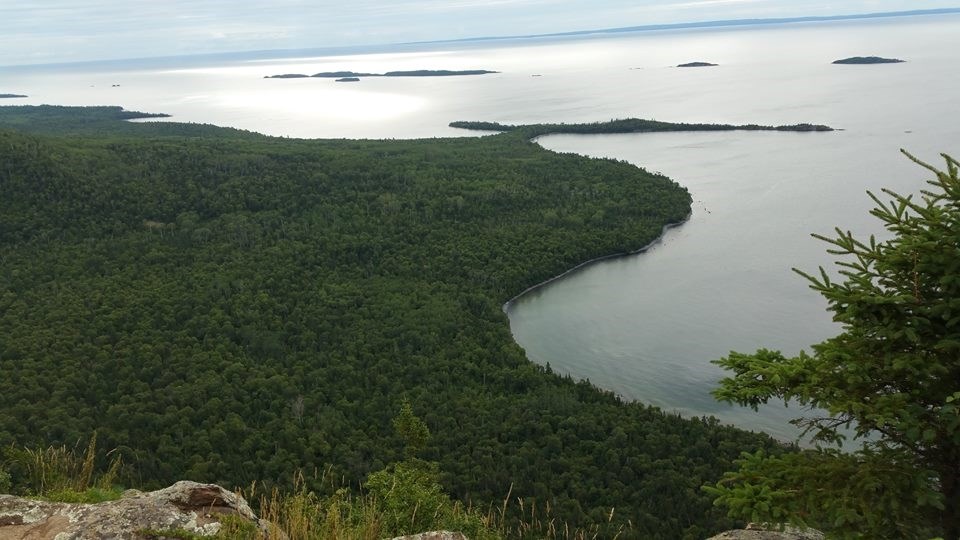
505, 129, 929, 442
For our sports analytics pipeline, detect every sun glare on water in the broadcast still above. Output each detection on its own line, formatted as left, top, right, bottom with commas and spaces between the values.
215, 86, 426, 121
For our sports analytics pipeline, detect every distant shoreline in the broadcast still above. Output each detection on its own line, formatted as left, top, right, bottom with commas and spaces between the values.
409, 8, 960, 46
450, 118, 834, 136
265, 69, 497, 79
6, 8, 957, 71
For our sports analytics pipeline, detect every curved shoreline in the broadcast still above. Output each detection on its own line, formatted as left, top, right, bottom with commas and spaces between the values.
499, 117, 830, 312
502, 212, 691, 311
504, 132, 693, 311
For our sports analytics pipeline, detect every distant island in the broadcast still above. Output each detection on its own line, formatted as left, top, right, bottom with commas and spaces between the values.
266, 69, 498, 79
335, 77, 360, 82
0, 94, 28, 98
833, 56, 905, 64
450, 118, 834, 137
677, 62, 717, 68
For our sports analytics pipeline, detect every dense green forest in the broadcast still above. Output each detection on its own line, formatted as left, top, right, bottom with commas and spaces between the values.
0, 105, 787, 538
449, 118, 834, 137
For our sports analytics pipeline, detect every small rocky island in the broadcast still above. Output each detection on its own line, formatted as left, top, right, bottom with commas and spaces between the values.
335, 77, 360, 82
0, 93, 28, 98
833, 56, 905, 64
266, 69, 498, 79
677, 62, 717, 67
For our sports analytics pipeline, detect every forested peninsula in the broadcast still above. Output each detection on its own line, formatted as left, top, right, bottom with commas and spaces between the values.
450, 118, 833, 137
0, 105, 794, 538
0, 94, 28, 98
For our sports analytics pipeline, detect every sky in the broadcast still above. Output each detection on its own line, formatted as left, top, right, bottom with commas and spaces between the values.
2, 0, 959, 66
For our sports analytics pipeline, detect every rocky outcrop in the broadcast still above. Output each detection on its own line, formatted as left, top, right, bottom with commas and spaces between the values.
389, 533, 468, 540
708, 524, 824, 539
0, 481, 273, 539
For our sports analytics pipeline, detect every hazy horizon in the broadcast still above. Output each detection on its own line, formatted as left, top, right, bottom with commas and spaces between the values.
3, 1, 959, 67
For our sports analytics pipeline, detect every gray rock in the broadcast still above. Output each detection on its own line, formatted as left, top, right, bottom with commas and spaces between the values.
707, 524, 824, 539
0, 480, 275, 539
389, 532, 468, 540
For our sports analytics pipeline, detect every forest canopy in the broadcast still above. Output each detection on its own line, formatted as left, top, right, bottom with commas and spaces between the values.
0, 105, 786, 538
448, 117, 834, 137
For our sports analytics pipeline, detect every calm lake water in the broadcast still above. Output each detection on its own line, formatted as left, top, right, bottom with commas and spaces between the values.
5, 14, 960, 442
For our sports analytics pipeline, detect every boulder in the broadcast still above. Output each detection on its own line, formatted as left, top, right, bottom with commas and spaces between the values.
389, 533, 468, 540
708, 523, 824, 539
0, 481, 274, 539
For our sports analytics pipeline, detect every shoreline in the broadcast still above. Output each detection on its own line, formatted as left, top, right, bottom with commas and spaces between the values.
502, 212, 691, 312
498, 207, 802, 446
503, 132, 693, 311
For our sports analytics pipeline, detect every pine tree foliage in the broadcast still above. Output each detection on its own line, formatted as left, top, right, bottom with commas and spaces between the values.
392, 399, 431, 460
707, 151, 960, 539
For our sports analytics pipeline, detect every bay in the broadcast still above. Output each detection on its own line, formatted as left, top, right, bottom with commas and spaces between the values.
5, 14, 960, 441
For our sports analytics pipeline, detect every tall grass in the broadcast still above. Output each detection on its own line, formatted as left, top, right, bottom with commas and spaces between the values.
241, 468, 423, 540
241, 472, 629, 540
1, 438, 629, 538
494, 495, 626, 540
2, 431, 124, 502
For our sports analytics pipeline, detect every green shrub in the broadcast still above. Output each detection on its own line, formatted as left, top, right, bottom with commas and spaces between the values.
42, 486, 125, 504
0, 468, 11, 493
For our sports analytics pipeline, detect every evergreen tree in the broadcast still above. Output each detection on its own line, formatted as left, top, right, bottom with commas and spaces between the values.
393, 399, 431, 461
707, 151, 960, 539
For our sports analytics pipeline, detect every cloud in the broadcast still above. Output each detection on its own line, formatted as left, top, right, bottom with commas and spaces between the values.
658, 0, 766, 7
1, 0, 956, 65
